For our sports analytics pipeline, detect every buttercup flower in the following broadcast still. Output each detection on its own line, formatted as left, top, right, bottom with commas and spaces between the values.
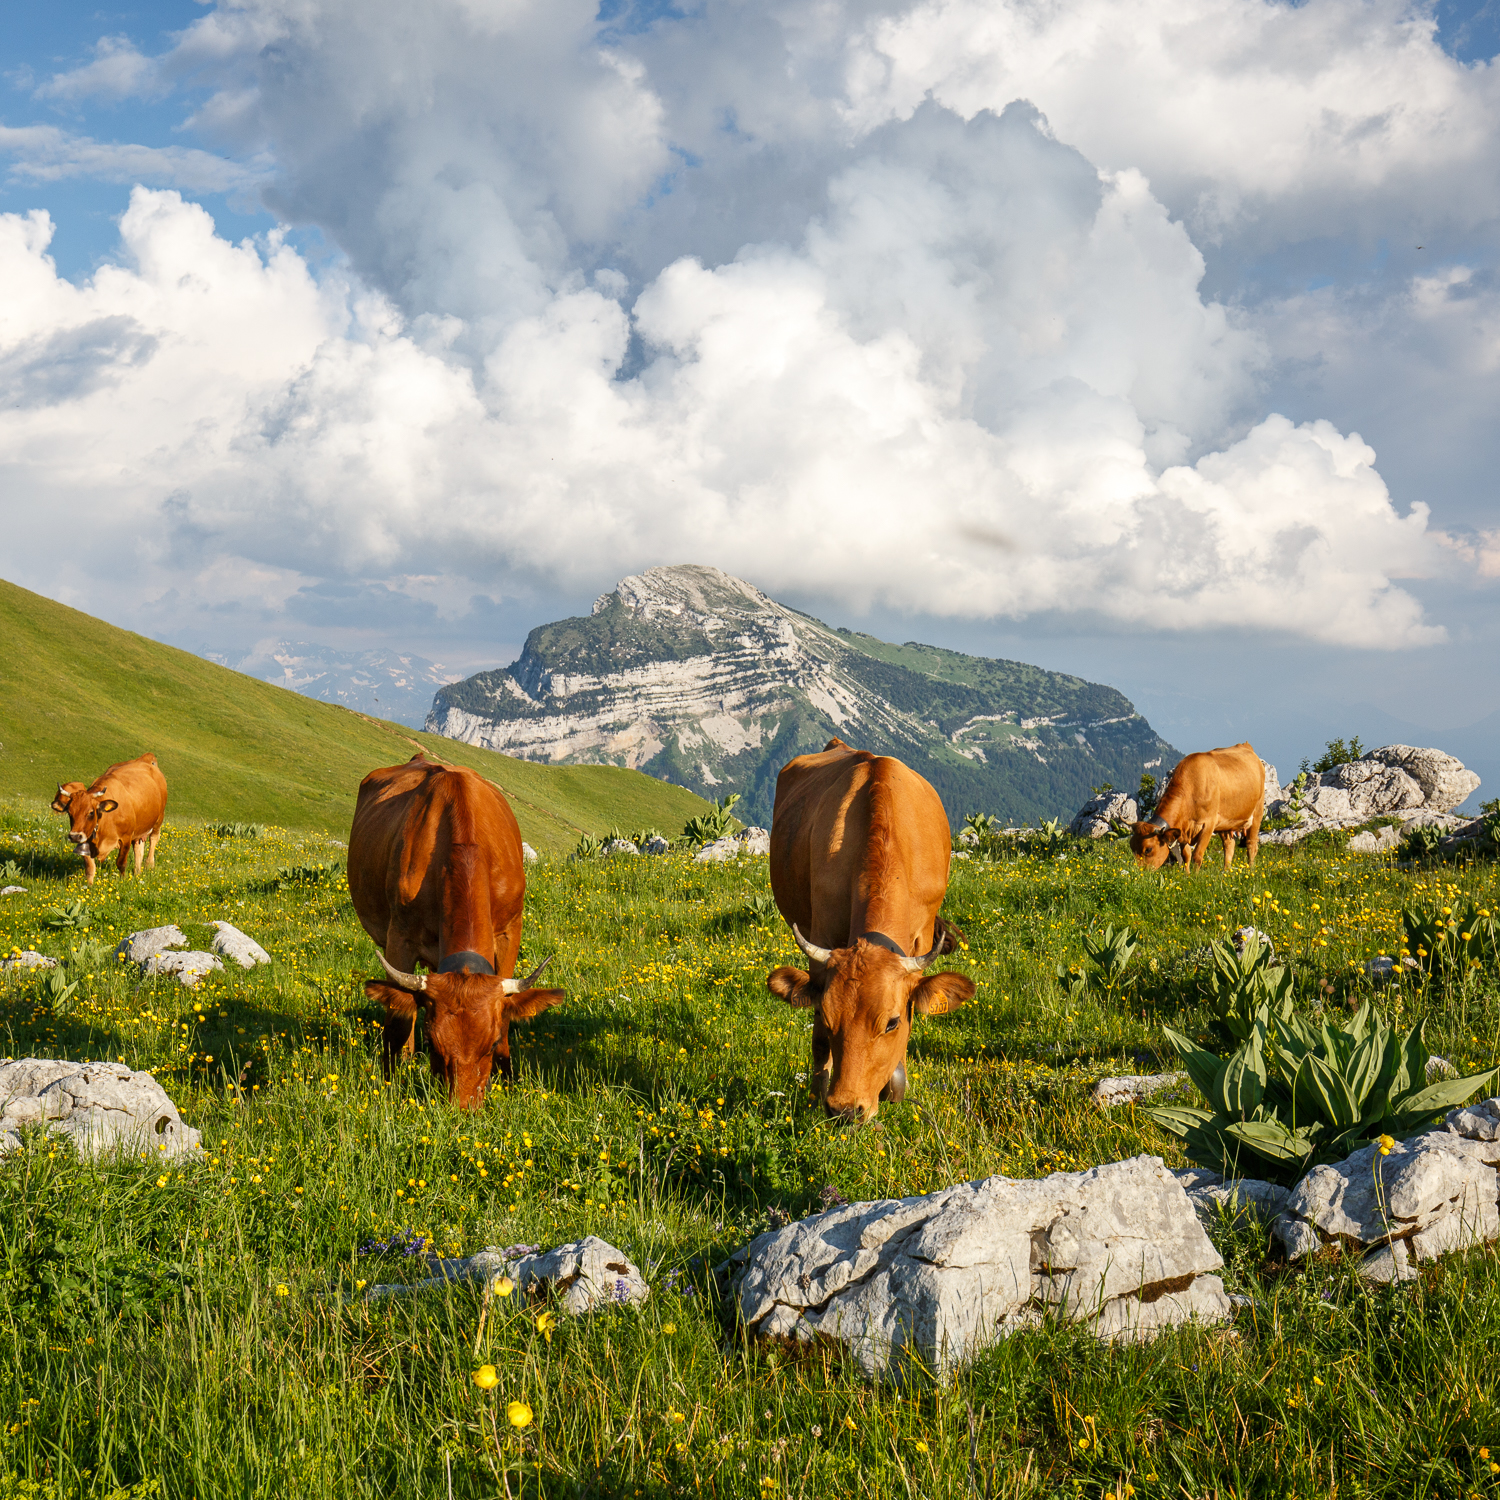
494, 1275, 515, 1298
535, 1310, 556, 1342
507, 1400, 533, 1428
473, 1365, 499, 1390
1379, 1134, 1395, 1156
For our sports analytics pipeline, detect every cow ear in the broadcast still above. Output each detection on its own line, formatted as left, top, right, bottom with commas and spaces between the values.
96, 798, 119, 814
365, 980, 421, 1018
767, 966, 818, 1008
506, 986, 566, 1022
912, 971, 975, 1017
1131, 822, 1158, 836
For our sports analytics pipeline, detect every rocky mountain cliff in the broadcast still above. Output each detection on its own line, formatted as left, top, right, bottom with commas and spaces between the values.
426, 565, 1178, 827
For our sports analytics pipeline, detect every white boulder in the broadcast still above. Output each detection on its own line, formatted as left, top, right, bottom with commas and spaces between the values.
717, 1155, 1229, 1383
210, 921, 270, 968
603, 838, 639, 856
367, 1235, 649, 1311
143, 951, 223, 987
643, 835, 670, 855
0, 1058, 202, 1159
1068, 793, 1139, 839
1091, 1073, 1187, 1108
1, 886, 25, 896
521, 842, 539, 863
116, 926, 189, 965
1, 951, 57, 972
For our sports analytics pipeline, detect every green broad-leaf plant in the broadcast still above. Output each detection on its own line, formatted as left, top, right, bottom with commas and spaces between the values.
1148, 939, 1497, 1186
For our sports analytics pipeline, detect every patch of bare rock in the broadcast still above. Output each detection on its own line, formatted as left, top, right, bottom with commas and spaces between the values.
0, 1058, 202, 1159
364, 1235, 649, 1310
114, 922, 270, 987
716, 1155, 1229, 1383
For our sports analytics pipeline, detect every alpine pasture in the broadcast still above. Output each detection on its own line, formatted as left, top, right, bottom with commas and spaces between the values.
3, 796, 1500, 1498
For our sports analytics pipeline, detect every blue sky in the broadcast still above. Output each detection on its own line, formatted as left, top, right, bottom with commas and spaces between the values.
3, 0, 1500, 799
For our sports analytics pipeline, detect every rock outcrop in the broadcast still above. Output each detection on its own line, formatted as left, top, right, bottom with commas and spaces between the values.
117, 923, 269, 986
1092, 1072, 1188, 1108
716, 1155, 1229, 1382
1069, 792, 1138, 839
366, 1235, 649, 1311
694, 827, 771, 863
0, 1058, 202, 1159
427, 565, 1176, 827
1261, 746, 1479, 848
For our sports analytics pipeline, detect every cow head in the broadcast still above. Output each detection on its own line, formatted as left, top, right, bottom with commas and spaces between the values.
52, 782, 119, 857
1130, 819, 1184, 870
365, 955, 565, 1107
766, 928, 973, 1123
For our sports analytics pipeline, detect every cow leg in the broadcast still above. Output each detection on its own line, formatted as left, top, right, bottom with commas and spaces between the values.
132, 839, 147, 877
116, 843, 130, 875
1222, 833, 1237, 872
1190, 827, 1212, 872
80, 853, 97, 886
1245, 810, 1263, 868
145, 828, 160, 870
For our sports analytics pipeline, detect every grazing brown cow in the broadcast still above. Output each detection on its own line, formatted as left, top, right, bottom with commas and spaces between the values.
50, 752, 168, 886
1130, 742, 1266, 872
350, 754, 565, 1106
765, 738, 974, 1123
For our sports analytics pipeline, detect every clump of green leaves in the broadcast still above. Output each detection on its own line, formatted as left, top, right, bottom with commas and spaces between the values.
1303, 736, 1366, 776
1149, 997, 1498, 1186
40, 899, 89, 931
682, 793, 740, 847
273, 860, 342, 887
1202, 934, 1292, 1043
0, 858, 21, 882
1058, 925, 1136, 999
572, 833, 602, 860
628, 827, 667, 849
207, 821, 264, 838
1401, 898, 1500, 974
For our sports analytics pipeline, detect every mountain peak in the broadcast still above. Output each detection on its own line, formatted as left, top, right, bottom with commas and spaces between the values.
594, 564, 775, 622
429, 572, 1177, 824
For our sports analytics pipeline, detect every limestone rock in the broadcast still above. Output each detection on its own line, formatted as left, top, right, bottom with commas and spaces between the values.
1261, 761, 1283, 807
1068, 792, 1139, 839
1348, 826, 1400, 855
1091, 1073, 1187, 1108
367, 1235, 649, 1312
643, 835, 670, 855
143, 951, 223, 987
1, 886, 25, 896
1232, 927, 1274, 958
1363, 745, 1480, 812
116, 926, 189, 965
717, 1156, 1228, 1383
521, 842, 539, 863
694, 830, 768, 862
1172, 1168, 1290, 1228
210, 921, 270, 968
1, 951, 56, 972
0, 1058, 202, 1159
603, 839, 639, 856
738, 827, 771, 855
1273, 1130, 1500, 1276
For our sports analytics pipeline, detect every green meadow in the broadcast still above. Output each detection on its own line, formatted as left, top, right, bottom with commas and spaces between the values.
2, 796, 1500, 1499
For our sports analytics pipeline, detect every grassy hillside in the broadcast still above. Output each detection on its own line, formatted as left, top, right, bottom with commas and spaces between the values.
0, 811, 1496, 1495
0, 579, 712, 853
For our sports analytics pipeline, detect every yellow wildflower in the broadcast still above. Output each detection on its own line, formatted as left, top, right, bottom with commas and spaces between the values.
472, 1365, 499, 1390
506, 1399, 533, 1428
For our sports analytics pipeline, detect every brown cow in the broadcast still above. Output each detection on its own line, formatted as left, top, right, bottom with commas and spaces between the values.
350, 754, 565, 1106
50, 753, 168, 885
765, 739, 974, 1124
1130, 742, 1266, 872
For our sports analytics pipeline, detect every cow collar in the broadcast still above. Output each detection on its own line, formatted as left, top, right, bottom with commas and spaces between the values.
859, 930, 909, 958
436, 950, 496, 976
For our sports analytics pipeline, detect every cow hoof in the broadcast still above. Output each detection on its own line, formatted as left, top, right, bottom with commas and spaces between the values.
880, 1064, 907, 1103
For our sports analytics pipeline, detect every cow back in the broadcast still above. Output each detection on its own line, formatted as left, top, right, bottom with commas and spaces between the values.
349, 755, 525, 968
91, 754, 168, 843
770, 739, 951, 952
1157, 742, 1265, 830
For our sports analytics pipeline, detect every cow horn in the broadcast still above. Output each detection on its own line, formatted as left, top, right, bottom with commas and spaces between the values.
791, 924, 834, 965
377, 953, 428, 992
502, 954, 553, 995
900, 936, 943, 974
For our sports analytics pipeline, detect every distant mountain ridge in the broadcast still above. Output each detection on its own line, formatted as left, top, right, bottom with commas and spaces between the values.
216, 641, 462, 730
427, 565, 1178, 826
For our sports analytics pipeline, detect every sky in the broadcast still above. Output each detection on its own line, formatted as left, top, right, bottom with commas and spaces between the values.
2, 0, 1499, 796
